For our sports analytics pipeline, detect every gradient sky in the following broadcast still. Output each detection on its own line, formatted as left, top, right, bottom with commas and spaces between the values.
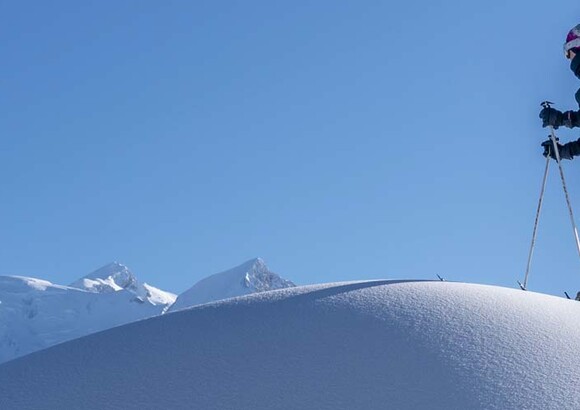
2, 1, 580, 297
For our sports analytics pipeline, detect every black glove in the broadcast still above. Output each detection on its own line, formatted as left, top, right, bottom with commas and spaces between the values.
539, 107, 564, 129
541, 138, 573, 160
541, 139, 556, 159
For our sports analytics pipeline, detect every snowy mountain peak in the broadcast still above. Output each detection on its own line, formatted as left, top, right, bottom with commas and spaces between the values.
69, 262, 138, 293
69, 262, 176, 308
238, 258, 293, 292
169, 258, 295, 311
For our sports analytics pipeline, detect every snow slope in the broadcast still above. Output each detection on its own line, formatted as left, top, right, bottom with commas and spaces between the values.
0, 263, 175, 364
169, 257, 295, 310
2, 280, 579, 409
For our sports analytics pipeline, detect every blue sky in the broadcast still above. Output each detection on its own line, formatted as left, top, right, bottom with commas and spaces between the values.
2, 1, 580, 296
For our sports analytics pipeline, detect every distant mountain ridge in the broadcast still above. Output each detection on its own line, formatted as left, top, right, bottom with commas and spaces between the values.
0, 258, 293, 364
0, 275, 164, 364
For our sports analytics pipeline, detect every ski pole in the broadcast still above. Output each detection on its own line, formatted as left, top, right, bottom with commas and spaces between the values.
542, 101, 580, 263
521, 151, 551, 290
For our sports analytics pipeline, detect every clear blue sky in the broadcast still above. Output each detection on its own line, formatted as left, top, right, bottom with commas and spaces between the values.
2, 1, 580, 297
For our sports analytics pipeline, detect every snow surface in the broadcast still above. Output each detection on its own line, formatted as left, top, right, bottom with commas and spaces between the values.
169, 257, 295, 311
1, 280, 579, 409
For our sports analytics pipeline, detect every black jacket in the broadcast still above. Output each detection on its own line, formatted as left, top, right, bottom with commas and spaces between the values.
558, 54, 580, 159
565, 53, 580, 126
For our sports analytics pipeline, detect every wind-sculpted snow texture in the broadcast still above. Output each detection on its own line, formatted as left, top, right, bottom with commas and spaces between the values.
1, 281, 580, 409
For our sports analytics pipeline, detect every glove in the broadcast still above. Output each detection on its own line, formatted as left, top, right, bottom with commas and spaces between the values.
539, 107, 564, 129
541, 138, 573, 160
541, 139, 557, 159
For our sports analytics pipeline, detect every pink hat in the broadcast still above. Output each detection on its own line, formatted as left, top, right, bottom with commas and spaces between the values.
564, 24, 580, 54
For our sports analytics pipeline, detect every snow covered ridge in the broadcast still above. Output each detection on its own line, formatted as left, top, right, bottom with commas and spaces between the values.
1, 280, 579, 410
0, 258, 293, 364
